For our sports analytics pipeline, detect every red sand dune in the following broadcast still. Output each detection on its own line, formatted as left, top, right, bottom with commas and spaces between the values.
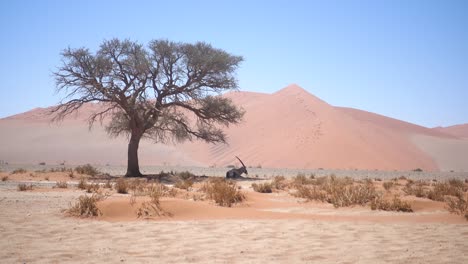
1, 84, 467, 171
433, 124, 468, 139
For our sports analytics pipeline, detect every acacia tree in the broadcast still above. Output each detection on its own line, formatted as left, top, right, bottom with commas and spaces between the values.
53, 39, 244, 177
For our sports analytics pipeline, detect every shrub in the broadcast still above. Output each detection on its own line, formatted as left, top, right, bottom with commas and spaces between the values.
137, 188, 171, 218
426, 182, 463, 201
11, 168, 27, 174
176, 171, 196, 180
86, 183, 100, 193
252, 182, 273, 193
202, 178, 245, 207
55, 181, 68, 188
174, 178, 194, 190
77, 178, 87, 190
383, 181, 394, 191
371, 195, 413, 212
328, 183, 377, 208
293, 185, 327, 202
272, 176, 287, 190
445, 193, 468, 220
115, 178, 129, 194
292, 173, 314, 186
413, 168, 423, 172
17, 183, 34, 191
403, 182, 426, 198
74, 164, 99, 176
38, 162, 46, 165
1, 175, 8, 181
104, 180, 112, 189
66, 194, 103, 217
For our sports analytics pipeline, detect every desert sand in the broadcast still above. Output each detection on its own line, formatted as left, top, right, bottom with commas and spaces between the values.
1, 84, 468, 171
1, 170, 467, 263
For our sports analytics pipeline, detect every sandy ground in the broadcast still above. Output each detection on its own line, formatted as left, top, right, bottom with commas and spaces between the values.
1, 176, 467, 264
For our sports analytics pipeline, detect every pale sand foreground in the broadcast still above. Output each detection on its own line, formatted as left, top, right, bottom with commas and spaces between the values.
1, 186, 467, 263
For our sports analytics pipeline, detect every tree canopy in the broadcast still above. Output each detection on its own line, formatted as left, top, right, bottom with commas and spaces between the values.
53, 39, 244, 176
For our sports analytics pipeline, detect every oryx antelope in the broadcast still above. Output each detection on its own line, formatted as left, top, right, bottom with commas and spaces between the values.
226, 156, 248, 179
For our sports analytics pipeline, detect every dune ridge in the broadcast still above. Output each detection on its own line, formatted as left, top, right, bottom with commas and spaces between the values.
1, 84, 467, 171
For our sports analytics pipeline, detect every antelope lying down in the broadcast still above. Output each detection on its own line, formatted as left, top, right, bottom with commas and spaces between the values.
226, 156, 248, 179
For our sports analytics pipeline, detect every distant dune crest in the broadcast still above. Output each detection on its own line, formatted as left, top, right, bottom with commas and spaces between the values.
1, 84, 467, 171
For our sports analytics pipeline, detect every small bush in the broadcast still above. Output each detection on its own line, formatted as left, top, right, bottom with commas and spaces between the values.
38, 162, 46, 165
104, 180, 112, 189
55, 181, 68, 188
445, 193, 468, 220
272, 176, 287, 190
252, 182, 273, 193
77, 178, 87, 190
292, 173, 314, 186
371, 195, 413, 212
177, 171, 196, 180
413, 168, 423, 172
11, 168, 27, 174
86, 183, 100, 193
115, 178, 129, 194
74, 164, 99, 176
426, 182, 463, 201
202, 178, 245, 207
17, 183, 34, 191
66, 194, 103, 217
383, 181, 394, 191
137, 188, 171, 218
1, 175, 8, 181
328, 183, 377, 208
403, 182, 426, 198
174, 178, 194, 190
293, 185, 327, 202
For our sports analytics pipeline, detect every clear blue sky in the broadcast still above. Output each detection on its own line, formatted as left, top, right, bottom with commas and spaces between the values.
0, 0, 467, 127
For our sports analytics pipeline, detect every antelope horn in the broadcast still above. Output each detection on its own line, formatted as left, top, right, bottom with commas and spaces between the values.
236, 156, 246, 169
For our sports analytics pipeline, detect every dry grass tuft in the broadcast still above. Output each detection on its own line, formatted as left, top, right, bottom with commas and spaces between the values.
293, 185, 327, 202
137, 188, 172, 218
65, 194, 104, 217
55, 181, 68, 188
174, 178, 194, 190
272, 176, 288, 190
115, 178, 129, 194
1, 175, 8, 181
202, 178, 245, 207
86, 183, 100, 193
252, 182, 273, 193
371, 195, 413, 212
17, 183, 34, 191
445, 193, 468, 221
11, 168, 27, 174
77, 178, 87, 190
383, 181, 394, 191
74, 164, 99, 176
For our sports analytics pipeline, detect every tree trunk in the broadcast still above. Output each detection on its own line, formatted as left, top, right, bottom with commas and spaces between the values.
125, 132, 143, 177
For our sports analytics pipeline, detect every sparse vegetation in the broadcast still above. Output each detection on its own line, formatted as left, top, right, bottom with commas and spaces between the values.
413, 168, 423, 172
445, 193, 468, 219
74, 164, 99, 176
38, 162, 46, 165
17, 183, 34, 191
137, 188, 171, 218
65, 194, 103, 217
86, 183, 100, 193
1, 175, 8, 181
115, 178, 129, 194
77, 178, 87, 190
174, 178, 194, 190
202, 178, 245, 207
272, 176, 287, 190
11, 168, 27, 174
293, 185, 327, 202
252, 182, 273, 193
55, 181, 68, 188
371, 195, 413, 212
383, 181, 394, 191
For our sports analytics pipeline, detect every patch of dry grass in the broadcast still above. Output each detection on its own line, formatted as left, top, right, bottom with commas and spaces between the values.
371, 195, 413, 212
17, 183, 34, 191
252, 182, 273, 193
202, 178, 245, 207
65, 194, 104, 217
1, 175, 8, 181
174, 178, 194, 190
137, 187, 172, 218
445, 193, 468, 221
115, 178, 129, 194
55, 181, 68, 188
77, 178, 87, 190
271, 176, 287, 190
11, 168, 27, 174
74, 164, 99, 176
383, 181, 394, 191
